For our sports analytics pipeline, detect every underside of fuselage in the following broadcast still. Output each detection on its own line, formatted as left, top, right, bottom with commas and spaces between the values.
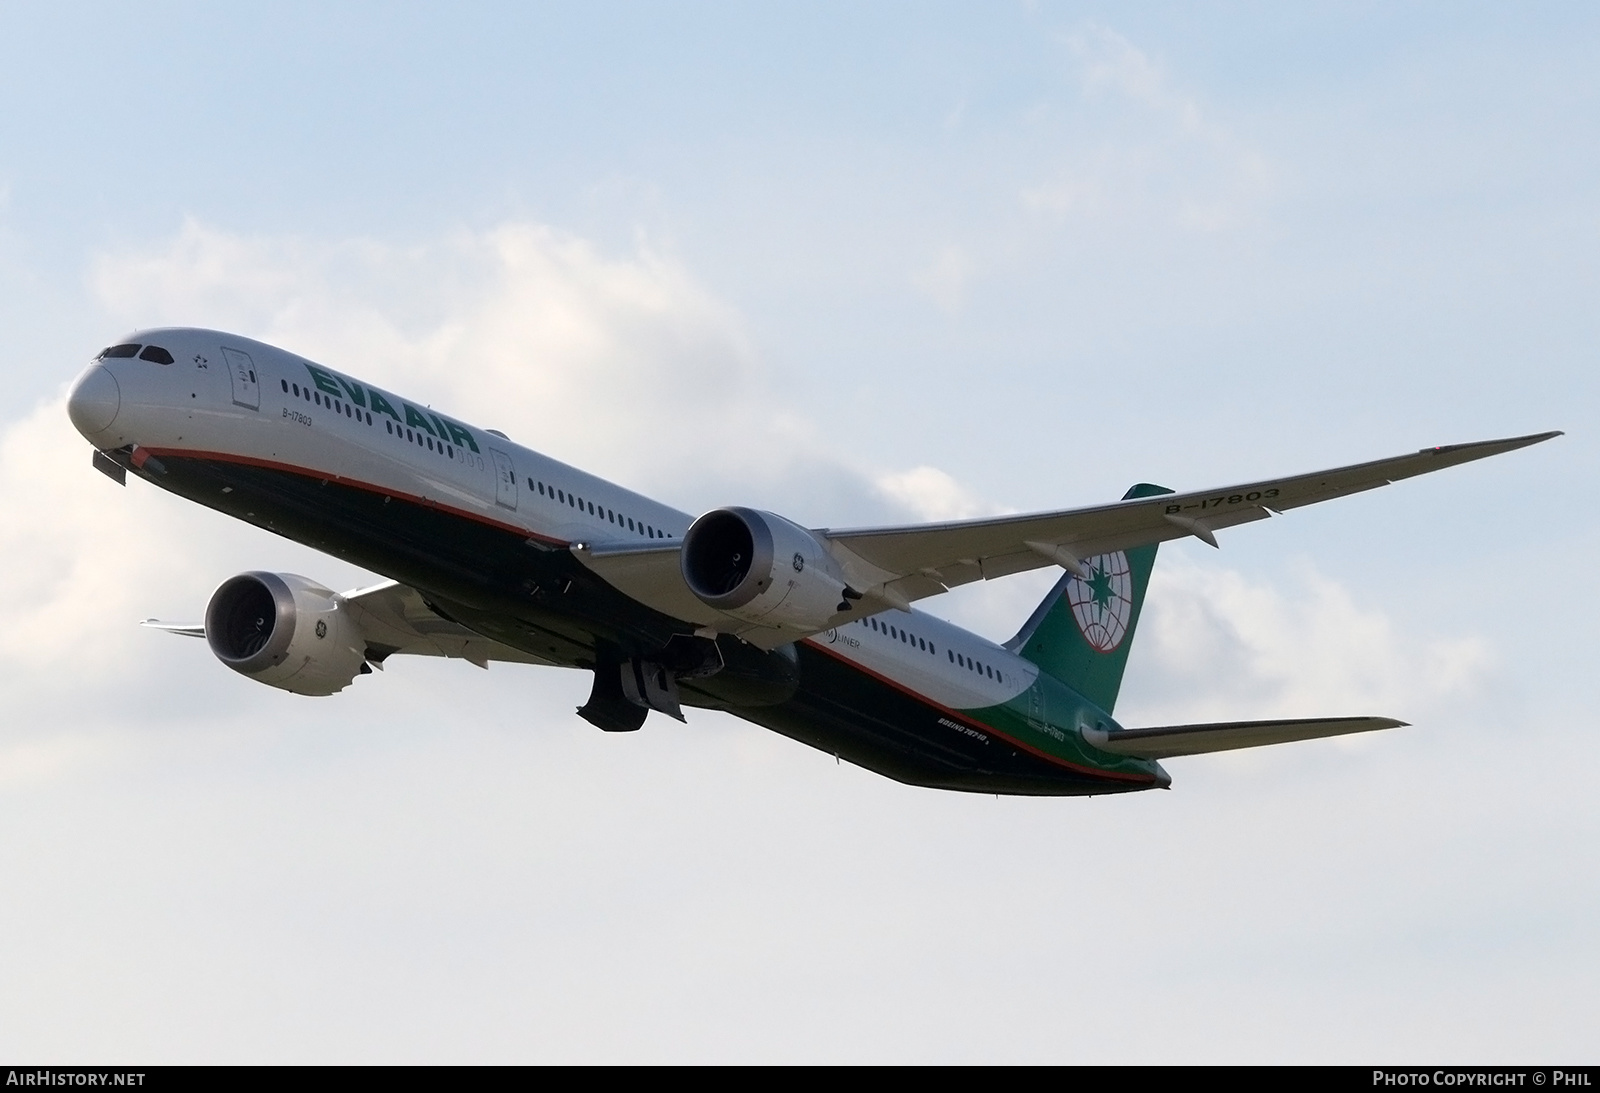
754, 645, 1157, 796
114, 445, 1160, 797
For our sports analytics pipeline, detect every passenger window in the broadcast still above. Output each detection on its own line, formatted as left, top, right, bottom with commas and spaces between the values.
281, 380, 289, 393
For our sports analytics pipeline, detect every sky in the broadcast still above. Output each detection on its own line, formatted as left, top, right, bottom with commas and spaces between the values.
1, 2, 1596, 1063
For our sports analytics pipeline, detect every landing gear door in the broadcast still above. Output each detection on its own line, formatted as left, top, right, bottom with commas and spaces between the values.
490, 448, 518, 510
221, 347, 260, 410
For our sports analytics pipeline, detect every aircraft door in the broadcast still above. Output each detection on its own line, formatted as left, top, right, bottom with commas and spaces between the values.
221, 347, 260, 410
489, 448, 518, 510
1026, 677, 1047, 732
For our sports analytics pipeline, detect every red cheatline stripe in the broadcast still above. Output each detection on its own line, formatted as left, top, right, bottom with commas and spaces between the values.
800, 638, 1155, 785
140, 447, 569, 546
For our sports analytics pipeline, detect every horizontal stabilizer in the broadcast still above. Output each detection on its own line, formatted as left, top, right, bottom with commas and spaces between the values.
1084, 716, 1407, 759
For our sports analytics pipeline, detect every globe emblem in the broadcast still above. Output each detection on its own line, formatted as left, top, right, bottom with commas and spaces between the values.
1064, 552, 1134, 652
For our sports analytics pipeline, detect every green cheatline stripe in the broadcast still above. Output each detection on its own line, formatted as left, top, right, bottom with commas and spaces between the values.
958, 685, 1160, 781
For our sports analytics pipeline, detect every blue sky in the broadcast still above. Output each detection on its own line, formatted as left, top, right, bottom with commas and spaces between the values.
1, 3, 1596, 1061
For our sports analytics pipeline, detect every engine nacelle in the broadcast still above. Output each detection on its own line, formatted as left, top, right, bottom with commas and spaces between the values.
205, 572, 368, 696
681, 507, 853, 630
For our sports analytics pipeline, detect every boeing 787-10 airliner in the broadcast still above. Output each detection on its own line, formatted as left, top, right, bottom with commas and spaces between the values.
66, 328, 1558, 795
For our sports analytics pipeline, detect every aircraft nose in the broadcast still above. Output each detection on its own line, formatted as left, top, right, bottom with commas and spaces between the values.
67, 363, 122, 437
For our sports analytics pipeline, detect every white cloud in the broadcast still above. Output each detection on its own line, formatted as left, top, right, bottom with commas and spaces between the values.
1122, 556, 1492, 727
872, 464, 992, 522
0, 398, 210, 678
1021, 24, 1277, 232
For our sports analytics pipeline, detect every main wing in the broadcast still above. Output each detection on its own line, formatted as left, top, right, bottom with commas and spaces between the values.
577, 431, 1557, 648
816, 431, 1560, 610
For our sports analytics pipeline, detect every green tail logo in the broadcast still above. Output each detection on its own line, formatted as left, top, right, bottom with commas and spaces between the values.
1010, 483, 1172, 714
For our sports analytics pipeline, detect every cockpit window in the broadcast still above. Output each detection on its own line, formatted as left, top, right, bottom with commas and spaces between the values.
138, 345, 175, 364
98, 344, 141, 359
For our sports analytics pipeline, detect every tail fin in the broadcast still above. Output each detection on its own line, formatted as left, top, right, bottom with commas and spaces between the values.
1006, 482, 1173, 713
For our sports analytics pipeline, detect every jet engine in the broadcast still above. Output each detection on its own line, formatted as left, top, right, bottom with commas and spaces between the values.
205, 572, 368, 695
681, 507, 856, 630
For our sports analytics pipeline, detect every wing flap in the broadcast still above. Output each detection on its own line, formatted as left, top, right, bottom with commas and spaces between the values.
1085, 716, 1407, 759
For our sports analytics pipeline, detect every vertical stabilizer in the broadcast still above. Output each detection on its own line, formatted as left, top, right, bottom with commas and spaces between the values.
1007, 483, 1173, 713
